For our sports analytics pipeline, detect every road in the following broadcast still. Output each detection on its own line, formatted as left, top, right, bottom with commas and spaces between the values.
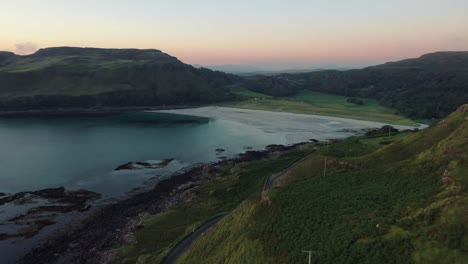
162, 215, 225, 264
162, 152, 313, 264
264, 153, 315, 190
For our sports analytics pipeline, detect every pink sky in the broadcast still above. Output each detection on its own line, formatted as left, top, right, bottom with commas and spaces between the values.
1, 0, 467, 68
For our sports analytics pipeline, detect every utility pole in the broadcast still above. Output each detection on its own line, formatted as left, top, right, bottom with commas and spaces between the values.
302, 250, 313, 264
323, 157, 327, 177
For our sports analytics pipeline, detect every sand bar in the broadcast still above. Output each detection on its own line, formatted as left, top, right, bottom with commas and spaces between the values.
154, 107, 424, 143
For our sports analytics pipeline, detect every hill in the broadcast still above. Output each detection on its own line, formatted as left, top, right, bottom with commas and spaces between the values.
171, 105, 468, 263
0, 47, 240, 111
20, 105, 467, 263
278, 52, 468, 119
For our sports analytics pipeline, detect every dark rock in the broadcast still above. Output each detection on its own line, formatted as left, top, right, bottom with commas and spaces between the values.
1, 187, 100, 241
115, 162, 133, 170
265, 144, 286, 151
337, 128, 358, 133
12, 194, 36, 205
0, 187, 65, 205
32, 187, 65, 199
215, 148, 226, 154
0, 218, 55, 240
34, 219, 56, 229
135, 161, 152, 167
365, 125, 399, 137
115, 158, 174, 171
238, 150, 269, 161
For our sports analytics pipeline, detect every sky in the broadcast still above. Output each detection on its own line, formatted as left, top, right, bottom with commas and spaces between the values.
1, 0, 467, 69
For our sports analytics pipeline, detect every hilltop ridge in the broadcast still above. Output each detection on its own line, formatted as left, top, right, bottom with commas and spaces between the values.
0, 47, 240, 110
281, 52, 468, 119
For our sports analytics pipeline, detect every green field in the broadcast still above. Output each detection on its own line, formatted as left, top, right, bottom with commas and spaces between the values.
230, 87, 274, 99
224, 89, 418, 126
176, 108, 468, 263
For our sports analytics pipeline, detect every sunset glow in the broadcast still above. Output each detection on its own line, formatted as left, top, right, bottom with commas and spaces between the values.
1, 0, 467, 68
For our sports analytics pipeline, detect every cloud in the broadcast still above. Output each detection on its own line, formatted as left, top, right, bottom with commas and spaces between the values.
15, 42, 39, 55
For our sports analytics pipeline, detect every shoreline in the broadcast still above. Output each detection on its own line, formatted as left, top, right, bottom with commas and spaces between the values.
156, 106, 425, 130
0, 105, 197, 117
0, 105, 426, 129
20, 143, 309, 264
155, 106, 426, 144
7, 107, 426, 263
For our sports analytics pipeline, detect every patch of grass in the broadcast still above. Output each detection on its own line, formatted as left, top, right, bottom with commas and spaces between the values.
231, 87, 274, 100
222, 90, 417, 126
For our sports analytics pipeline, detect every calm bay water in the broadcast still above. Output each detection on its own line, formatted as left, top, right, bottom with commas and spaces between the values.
0, 111, 290, 263
0, 111, 286, 196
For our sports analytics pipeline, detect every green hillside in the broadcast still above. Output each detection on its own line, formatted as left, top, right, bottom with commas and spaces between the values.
277, 52, 468, 119
0, 47, 239, 110
175, 105, 468, 263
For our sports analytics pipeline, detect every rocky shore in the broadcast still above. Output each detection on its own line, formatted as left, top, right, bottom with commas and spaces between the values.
0, 188, 101, 241
19, 143, 309, 264
114, 159, 175, 171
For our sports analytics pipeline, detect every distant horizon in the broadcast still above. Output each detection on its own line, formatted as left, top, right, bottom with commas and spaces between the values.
1, 1, 467, 69
2, 45, 466, 71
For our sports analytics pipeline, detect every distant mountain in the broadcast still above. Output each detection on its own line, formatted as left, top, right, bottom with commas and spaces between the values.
194, 64, 262, 74
374, 51, 468, 70
0, 51, 15, 61
0, 47, 240, 111
280, 52, 468, 119
195, 64, 330, 76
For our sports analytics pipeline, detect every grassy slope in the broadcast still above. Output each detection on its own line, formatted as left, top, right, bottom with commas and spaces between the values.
281, 52, 468, 120
178, 107, 468, 263
114, 148, 314, 264
223, 90, 417, 126
0, 50, 166, 98
0, 48, 239, 109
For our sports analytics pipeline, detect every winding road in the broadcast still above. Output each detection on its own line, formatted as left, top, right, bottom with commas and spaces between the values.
162, 215, 225, 264
162, 152, 314, 264
264, 153, 315, 191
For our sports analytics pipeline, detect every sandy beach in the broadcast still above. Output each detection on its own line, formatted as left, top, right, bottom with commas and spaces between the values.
155, 107, 423, 143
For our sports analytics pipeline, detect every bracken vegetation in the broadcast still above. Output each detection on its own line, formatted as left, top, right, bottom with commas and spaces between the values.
175, 105, 468, 263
